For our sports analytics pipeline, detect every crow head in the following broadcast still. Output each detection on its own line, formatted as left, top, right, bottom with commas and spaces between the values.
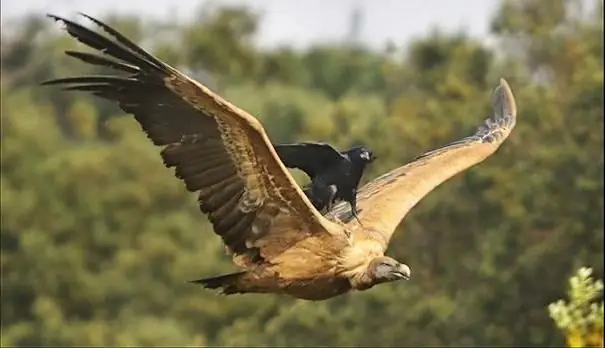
347, 146, 376, 165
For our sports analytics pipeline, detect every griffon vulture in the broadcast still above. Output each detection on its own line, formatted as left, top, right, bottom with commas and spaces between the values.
43, 13, 518, 301
274, 142, 376, 216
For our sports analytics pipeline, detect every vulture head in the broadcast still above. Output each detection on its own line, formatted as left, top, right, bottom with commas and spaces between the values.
367, 256, 411, 284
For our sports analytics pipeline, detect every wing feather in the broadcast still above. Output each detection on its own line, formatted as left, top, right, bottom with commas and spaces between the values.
43, 13, 344, 265
273, 142, 344, 179
327, 79, 517, 249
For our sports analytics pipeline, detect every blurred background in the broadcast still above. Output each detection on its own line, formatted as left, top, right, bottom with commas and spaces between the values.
1, 0, 603, 346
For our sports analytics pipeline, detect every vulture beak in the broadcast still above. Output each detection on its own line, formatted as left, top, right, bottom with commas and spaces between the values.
393, 264, 411, 280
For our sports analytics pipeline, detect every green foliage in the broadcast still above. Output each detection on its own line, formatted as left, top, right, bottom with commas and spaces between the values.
549, 267, 604, 347
1, 0, 603, 346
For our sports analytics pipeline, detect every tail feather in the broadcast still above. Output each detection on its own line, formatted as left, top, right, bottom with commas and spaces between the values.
188, 272, 248, 295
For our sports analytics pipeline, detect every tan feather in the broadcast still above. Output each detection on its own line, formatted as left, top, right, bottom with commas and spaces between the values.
42, 13, 347, 267
328, 78, 517, 249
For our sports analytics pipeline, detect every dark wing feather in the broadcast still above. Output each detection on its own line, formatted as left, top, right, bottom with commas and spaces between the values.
327, 79, 517, 249
273, 142, 345, 179
44, 13, 346, 265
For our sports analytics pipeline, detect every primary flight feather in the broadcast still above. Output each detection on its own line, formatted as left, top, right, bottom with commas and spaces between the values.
44, 13, 517, 301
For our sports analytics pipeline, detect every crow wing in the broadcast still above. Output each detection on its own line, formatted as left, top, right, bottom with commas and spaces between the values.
274, 142, 345, 179
327, 79, 517, 249
44, 13, 347, 265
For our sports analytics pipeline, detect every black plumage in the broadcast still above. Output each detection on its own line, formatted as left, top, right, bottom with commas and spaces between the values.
274, 142, 376, 217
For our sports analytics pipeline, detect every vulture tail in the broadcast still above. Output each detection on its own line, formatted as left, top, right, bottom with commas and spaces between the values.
189, 272, 264, 295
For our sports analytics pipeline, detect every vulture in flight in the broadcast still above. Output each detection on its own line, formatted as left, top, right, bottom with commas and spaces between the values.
273, 142, 376, 216
43, 13, 518, 301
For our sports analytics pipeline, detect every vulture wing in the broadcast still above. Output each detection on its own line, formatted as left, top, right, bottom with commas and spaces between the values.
327, 79, 517, 249
273, 142, 345, 179
44, 13, 345, 264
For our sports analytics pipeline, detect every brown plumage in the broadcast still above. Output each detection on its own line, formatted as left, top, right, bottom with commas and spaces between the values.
44, 13, 518, 301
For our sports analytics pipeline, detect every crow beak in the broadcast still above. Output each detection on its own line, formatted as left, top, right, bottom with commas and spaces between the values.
363, 152, 376, 162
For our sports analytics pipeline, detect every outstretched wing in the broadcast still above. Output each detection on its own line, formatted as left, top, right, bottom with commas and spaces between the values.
273, 142, 344, 179
327, 79, 517, 249
44, 13, 345, 265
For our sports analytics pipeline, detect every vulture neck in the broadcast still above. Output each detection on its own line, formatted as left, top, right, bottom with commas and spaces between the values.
351, 270, 379, 291
341, 239, 385, 290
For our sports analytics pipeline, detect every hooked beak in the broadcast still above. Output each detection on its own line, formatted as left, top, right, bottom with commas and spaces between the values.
393, 264, 411, 280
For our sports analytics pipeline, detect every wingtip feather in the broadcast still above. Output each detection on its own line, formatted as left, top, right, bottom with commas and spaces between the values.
45, 12, 92, 22
77, 12, 107, 28
48, 13, 76, 23
492, 77, 517, 127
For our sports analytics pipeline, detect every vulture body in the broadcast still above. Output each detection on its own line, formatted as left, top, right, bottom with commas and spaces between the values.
44, 13, 518, 301
273, 142, 376, 215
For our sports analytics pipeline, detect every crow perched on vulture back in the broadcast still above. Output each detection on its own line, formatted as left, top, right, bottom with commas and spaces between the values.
273, 142, 376, 217
44, 13, 518, 301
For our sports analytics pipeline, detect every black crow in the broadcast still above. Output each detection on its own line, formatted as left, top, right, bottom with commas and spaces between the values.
274, 142, 376, 218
